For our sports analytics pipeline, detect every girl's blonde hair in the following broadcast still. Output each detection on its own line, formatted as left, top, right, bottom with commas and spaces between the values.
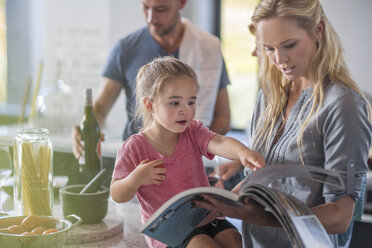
134, 56, 199, 130
251, 0, 371, 161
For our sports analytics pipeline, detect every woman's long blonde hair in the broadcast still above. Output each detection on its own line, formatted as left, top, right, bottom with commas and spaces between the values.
134, 56, 199, 130
251, 0, 371, 161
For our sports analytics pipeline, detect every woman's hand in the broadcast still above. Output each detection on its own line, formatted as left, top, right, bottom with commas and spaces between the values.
193, 194, 279, 227
132, 159, 166, 186
219, 161, 243, 182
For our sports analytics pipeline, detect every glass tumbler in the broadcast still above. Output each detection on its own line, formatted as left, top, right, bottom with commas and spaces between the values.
13, 128, 53, 216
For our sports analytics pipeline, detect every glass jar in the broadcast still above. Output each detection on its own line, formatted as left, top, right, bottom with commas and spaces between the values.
13, 128, 53, 216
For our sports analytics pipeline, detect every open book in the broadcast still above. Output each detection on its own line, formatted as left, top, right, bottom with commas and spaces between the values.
140, 164, 344, 248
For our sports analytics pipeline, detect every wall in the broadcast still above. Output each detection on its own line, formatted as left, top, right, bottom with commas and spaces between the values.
321, 0, 372, 95
8, 1, 370, 136
5, 0, 214, 136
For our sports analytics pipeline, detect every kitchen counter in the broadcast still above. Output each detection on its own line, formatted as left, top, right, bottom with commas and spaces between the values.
0, 192, 147, 248
0, 122, 123, 185
63, 199, 147, 248
0, 123, 123, 158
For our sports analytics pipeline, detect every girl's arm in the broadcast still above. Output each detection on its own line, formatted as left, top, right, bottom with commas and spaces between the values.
110, 159, 166, 203
207, 134, 265, 170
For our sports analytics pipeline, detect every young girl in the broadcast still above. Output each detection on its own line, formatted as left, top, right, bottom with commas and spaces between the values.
110, 57, 265, 248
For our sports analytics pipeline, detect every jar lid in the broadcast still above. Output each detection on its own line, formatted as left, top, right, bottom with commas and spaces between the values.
16, 128, 50, 140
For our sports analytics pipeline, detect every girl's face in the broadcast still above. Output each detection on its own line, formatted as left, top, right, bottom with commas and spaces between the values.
150, 75, 197, 134
257, 17, 320, 84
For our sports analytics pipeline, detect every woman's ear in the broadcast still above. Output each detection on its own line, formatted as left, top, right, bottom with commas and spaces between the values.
315, 19, 324, 39
143, 97, 154, 113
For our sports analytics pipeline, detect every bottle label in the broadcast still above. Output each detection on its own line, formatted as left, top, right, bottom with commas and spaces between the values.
78, 140, 86, 165
96, 139, 102, 159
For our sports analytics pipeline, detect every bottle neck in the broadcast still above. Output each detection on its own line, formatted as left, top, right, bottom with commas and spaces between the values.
84, 105, 95, 117
84, 89, 94, 116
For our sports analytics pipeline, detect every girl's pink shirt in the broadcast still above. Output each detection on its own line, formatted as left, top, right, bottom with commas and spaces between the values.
113, 120, 216, 248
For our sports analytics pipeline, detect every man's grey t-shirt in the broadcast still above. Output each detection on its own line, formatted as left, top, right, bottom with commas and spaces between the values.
243, 83, 371, 248
102, 27, 230, 140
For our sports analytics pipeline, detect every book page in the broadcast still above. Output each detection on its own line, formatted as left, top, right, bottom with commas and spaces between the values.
141, 187, 239, 247
141, 195, 209, 247
291, 215, 333, 248
240, 164, 344, 193
244, 184, 332, 248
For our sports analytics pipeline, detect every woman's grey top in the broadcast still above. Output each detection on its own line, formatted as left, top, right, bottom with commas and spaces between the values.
243, 82, 371, 248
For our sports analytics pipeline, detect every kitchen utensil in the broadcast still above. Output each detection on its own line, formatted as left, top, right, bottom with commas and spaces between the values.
60, 184, 109, 224
79, 168, 110, 194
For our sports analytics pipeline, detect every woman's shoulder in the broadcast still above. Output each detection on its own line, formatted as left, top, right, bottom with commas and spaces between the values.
324, 83, 366, 106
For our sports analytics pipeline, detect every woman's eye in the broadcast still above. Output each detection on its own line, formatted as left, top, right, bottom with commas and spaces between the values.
188, 101, 196, 106
265, 47, 274, 53
170, 102, 179, 106
285, 42, 296, 49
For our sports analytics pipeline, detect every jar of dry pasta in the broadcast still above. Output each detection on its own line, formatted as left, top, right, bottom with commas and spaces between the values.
13, 128, 53, 216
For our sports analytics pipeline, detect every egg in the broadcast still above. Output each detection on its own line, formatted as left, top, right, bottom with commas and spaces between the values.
31, 226, 46, 235
0, 228, 12, 234
42, 228, 59, 235
8, 225, 26, 234
21, 215, 42, 231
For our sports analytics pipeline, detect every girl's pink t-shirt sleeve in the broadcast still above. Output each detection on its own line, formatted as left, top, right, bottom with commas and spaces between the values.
112, 137, 139, 179
189, 120, 217, 160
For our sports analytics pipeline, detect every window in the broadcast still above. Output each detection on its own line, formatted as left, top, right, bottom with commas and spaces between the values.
221, 0, 258, 130
0, 0, 6, 102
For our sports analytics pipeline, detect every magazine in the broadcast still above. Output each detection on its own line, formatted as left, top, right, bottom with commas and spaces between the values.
140, 164, 344, 248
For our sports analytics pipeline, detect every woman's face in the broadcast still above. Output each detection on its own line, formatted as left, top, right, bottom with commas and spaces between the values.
257, 17, 319, 84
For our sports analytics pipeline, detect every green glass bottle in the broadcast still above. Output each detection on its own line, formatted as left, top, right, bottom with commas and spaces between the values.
78, 88, 102, 182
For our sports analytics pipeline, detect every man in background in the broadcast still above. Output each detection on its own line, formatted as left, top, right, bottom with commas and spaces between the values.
72, 0, 231, 159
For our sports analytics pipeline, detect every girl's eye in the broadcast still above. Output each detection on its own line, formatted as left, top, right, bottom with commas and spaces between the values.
188, 101, 196, 106
285, 42, 296, 49
170, 102, 179, 106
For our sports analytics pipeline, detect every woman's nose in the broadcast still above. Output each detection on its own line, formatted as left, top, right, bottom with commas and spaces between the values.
275, 49, 289, 65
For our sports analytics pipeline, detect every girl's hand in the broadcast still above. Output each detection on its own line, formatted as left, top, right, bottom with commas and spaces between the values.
133, 159, 166, 186
239, 149, 266, 171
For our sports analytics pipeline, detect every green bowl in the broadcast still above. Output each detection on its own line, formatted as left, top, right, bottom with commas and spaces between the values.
59, 184, 109, 224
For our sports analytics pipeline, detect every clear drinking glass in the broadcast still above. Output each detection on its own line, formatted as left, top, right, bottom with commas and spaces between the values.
13, 128, 53, 216
0, 146, 12, 214
203, 156, 221, 187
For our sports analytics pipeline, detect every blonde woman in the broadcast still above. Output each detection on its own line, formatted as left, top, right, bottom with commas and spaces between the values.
195, 0, 372, 247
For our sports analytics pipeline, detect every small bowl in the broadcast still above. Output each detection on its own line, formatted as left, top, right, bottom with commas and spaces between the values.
59, 184, 109, 224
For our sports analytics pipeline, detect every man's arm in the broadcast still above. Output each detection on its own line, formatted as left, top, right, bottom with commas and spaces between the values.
94, 77, 123, 128
209, 87, 231, 135
72, 77, 122, 159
